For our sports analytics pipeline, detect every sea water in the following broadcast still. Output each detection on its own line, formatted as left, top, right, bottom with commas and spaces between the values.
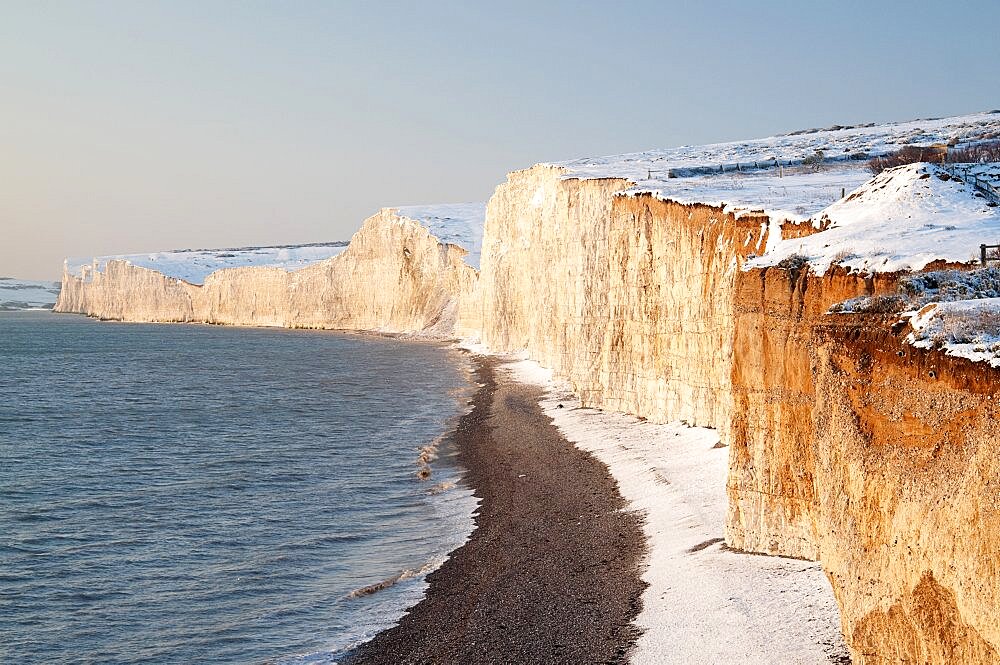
0, 311, 477, 664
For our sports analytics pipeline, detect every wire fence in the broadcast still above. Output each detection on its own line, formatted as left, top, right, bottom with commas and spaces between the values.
980, 244, 1000, 266
941, 163, 1000, 206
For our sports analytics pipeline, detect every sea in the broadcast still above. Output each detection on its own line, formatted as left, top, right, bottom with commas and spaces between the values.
0, 311, 478, 664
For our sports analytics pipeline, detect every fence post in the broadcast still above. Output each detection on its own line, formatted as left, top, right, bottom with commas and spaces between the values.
982, 244, 988, 266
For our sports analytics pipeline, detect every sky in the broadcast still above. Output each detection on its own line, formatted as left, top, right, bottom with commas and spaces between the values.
2, 1, 998, 280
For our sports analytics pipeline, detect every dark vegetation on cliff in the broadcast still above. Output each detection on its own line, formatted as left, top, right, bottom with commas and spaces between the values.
830, 266, 1000, 315
868, 139, 1000, 174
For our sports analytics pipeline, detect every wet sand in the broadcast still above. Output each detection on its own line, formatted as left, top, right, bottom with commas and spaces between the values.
344, 357, 646, 664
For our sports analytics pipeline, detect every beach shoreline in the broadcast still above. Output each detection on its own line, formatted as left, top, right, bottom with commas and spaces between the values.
504, 359, 851, 665
343, 353, 850, 664
343, 356, 647, 664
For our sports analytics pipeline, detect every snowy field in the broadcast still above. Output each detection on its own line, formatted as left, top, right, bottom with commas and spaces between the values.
553, 110, 1000, 221
499, 357, 850, 665
0, 278, 60, 310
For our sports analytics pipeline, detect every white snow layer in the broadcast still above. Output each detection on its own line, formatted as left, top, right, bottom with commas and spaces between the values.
66, 243, 350, 286
393, 202, 487, 270
552, 110, 1000, 222
0, 278, 61, 310
500, 358, 850, 665
749, 163, 1000, 274
907, 297, 1000, 367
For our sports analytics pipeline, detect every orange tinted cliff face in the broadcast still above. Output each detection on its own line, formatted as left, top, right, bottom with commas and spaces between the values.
812, 323, 1000, 664
726, 266, 901, 560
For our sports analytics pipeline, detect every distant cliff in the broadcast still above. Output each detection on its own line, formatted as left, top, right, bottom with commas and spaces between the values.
0, 278, 60, 311
56, 208, 480, 337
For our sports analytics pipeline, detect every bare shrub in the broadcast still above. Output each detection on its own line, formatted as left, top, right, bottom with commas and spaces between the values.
929, 309, 1000, 345
776, 253, 809, 270
830, 249, 857, 265
947, 140, 1000, 164
832, 294, 908, 314
900, 266, 1000, 302
868, 145, 945, 174
802, 149, 826, 171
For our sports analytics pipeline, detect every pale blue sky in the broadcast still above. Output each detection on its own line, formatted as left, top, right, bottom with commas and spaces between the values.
2, 0, 998, 279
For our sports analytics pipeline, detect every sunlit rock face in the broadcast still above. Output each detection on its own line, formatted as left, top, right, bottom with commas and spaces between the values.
812, 323, 1000, 664
725, 266, 903, 560
56, 209, 479, 337
478, 164, 777, 428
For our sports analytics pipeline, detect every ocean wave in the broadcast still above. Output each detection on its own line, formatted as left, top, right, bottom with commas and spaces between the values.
345, 560, 439, 599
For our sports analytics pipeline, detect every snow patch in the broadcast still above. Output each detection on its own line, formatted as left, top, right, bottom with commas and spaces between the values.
749, 163, 1000, 275
393, 202, 486, 270
907, 298, 1000, 367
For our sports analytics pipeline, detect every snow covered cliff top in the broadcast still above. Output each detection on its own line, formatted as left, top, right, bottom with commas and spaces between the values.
66, 242, 349, 286
0, 278, 60, 310
550, 111, 1000, 221
748, 163, 1000, 274
393, 202, 486, 269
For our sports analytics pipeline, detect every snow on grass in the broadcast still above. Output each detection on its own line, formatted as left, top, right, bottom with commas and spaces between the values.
500, 357, 850, 665
907, 298, 1000, 368
0, 277, 60, 310
825, 266, 1000, 367
552, 110, 1000, 222
749, 163, 1000, 275
66, 242, 350, 286
393, 203, 486, 270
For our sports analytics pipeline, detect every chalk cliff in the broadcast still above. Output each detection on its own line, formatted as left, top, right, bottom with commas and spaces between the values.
726, 266, 901, 560
478, 165, 778, 429
56, 207, 481, 337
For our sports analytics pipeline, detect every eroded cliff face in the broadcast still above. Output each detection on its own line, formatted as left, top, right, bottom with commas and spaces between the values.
812, 323, 1000, 664
56, 210, 478, 337
55, 260, 199, 322
479, 165, 778, 427
726, 266, 900, 560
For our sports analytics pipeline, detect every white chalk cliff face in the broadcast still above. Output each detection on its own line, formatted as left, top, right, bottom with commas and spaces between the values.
56, 206, 484, 336
476, 165, 777, 431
